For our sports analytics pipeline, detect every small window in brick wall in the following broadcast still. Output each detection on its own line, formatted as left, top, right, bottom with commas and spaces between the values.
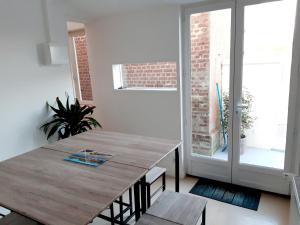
112, 62, 177, 90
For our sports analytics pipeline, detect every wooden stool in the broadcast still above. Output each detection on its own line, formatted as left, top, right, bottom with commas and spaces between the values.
0, 213, 40, 225
146, 191, 207, 225
145, 167, 166, 208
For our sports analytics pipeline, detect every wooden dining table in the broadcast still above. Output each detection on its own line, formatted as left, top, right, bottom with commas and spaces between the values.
0, 129, 181, 225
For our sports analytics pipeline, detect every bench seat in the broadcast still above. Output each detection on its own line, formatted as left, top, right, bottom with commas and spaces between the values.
146, 167, 166, 185
135, 213, 180, 225
141, 191, 207, 225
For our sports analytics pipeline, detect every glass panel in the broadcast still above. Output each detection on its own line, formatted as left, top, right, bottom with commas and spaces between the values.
240, 0, 297, 169
190, 9, 231, 160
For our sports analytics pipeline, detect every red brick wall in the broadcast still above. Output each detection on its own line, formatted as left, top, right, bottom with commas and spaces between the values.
121, 62, 177, 88
73, 35, 93, 101
190, 13, 213, 154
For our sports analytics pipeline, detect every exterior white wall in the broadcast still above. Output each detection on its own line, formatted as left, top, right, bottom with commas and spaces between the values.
86, 6, 183, 176
0, 0, 74, 161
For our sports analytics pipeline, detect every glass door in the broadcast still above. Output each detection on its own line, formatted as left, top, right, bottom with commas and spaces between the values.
232, 0, 297, 194
183, 0, 235, 183
184, 0, 298, 194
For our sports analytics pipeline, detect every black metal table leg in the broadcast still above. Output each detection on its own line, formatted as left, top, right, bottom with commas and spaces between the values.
134, 181, 141, 221
146, 184, 151, 208
162, 172, 166, 191
110, 204, 115, 225
119, 196, 123, 223
140, 176, 147, 213
129, 188, 133, 215
175, 147, 180, 192
202, 207, 206, 225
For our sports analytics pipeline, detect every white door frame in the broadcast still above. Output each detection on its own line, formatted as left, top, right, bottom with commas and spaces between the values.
182, 0, 236, 183
182, 0, 296, 194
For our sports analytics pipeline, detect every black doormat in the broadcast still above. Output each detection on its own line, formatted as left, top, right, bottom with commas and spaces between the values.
189, 177, 261, 210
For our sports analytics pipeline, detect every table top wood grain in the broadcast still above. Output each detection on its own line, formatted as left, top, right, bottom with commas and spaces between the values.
0, 148, 147, 225
0, 130, 181, 225
43, 130, 181, 169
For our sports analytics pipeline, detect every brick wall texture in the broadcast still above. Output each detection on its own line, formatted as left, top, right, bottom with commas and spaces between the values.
121, 62, 177, 88
73, 34, 93, 101
191, 13, 212, 155
190, 13, 222, 156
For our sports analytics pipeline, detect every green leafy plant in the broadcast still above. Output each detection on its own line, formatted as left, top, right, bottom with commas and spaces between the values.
41, 97, 101, 140
223, 90, 256, 138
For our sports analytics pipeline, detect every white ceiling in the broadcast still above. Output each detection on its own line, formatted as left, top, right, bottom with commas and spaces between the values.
64, 0, 202, 21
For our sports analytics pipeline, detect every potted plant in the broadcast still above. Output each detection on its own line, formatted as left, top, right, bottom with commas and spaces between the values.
222, 90, 256, 154
41, 97, 101, 140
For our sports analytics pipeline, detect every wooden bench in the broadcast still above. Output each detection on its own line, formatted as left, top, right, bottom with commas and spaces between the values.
135, 213, 180, 225
136, 191, 207, 225
0, 213, 40, 225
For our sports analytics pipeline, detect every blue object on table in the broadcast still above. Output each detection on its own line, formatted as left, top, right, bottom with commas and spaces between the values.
63, 149, 112, 167
64, 157, 99, 167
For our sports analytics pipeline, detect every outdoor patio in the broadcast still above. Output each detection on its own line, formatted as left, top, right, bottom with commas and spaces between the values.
212, 146, 285, 169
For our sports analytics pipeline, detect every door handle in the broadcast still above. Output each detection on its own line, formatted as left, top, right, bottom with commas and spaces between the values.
236, 103, 247, 109
235, 103, 247, 114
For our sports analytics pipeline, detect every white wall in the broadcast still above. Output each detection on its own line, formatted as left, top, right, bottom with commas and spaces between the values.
290, 0, 300, 175
0, 0, 74, 161
86, 6, 183, 176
